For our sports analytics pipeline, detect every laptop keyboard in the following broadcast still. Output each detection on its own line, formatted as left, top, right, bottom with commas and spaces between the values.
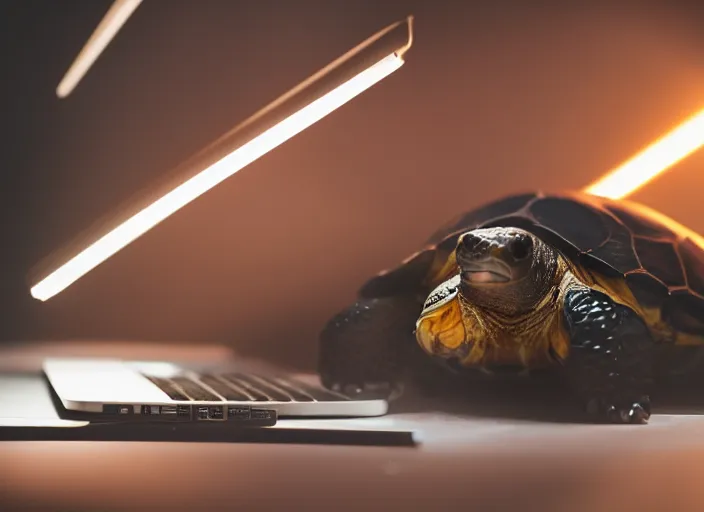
145, 372, 350, 403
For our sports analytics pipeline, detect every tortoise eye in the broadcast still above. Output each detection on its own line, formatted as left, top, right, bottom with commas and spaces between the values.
508, 235, 533, 261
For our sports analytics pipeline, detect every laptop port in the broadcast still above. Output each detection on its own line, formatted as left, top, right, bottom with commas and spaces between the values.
177, 405, 191, 418
196, 406, 209, 420
103, 404, 132, 415
251, 408, 276, 421
160, 405, 177, 415
227, 406, 251, 420
208, 406, 224, 420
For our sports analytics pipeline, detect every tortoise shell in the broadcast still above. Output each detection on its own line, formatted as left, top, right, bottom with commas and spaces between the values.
360, 191, 704, 336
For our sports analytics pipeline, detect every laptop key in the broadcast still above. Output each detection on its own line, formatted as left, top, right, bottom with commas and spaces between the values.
219, 374, 273, 401
199, 375, 253, 401
227, 373, 294, 402
144, 376, 190, 401
148, 372, 352, 403
267, 378, 315, 402
169, 377, 223, 401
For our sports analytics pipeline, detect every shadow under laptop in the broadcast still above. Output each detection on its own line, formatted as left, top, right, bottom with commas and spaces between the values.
388, 370, 704, 424
1, 421, 416, 446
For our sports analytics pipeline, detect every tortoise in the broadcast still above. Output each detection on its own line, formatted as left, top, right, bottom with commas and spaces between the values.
318, 191, 704, 424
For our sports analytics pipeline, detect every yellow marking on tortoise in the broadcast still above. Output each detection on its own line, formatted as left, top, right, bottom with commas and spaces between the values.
415, 292, 466, 353
459, 257, 570, 370
417, 256, 574, 370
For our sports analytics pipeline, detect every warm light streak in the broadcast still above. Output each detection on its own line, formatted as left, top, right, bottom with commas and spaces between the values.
586, 108, 704, 200
31, 53, 404, 301
56, 0, 143, 98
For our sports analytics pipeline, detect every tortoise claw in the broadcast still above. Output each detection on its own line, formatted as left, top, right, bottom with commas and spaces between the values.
627, 403, 650, 424
318, 297, 420, 400
587, 396, 651, 424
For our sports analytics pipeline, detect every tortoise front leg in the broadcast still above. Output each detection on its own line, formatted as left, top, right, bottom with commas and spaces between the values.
318, 295, 424, 398
560, 284, 655, 424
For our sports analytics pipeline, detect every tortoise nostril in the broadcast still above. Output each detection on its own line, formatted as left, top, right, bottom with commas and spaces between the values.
508, 235, 533, 261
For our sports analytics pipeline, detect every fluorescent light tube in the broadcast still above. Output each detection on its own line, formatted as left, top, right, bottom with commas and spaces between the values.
586, 108, 704, 200
57, 0, 143, 98
31, 16, 414, 301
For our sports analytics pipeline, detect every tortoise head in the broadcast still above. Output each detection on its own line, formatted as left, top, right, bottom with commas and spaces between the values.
415, 227, 560, 364
455, 227, 558, 315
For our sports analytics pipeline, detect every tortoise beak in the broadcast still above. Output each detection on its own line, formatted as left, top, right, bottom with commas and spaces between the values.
461, 260, 513, 284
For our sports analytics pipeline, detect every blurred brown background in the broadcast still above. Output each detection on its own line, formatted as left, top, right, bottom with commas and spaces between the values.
2, 0, 703, 370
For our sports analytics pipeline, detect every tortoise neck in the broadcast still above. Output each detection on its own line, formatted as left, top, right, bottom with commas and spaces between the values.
457, 257, 569, 369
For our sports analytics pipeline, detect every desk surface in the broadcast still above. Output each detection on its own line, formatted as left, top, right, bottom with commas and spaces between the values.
3, 342, 704, 511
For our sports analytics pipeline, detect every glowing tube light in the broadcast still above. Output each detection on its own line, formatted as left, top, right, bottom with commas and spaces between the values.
586, 107, 704, 200
30, 16, 414, 301
57, 0, 143, 98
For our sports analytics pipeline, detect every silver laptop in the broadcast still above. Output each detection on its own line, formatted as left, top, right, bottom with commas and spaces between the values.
43, 357, 388, 423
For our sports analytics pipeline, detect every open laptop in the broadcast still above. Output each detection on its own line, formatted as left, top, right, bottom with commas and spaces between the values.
22, 18, 411, 429
43, 357, 389, 423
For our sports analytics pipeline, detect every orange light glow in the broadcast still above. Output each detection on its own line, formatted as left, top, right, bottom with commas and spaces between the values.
586, 108, 704, 200
56, 0, 143, 98
31, 52, 406, 301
